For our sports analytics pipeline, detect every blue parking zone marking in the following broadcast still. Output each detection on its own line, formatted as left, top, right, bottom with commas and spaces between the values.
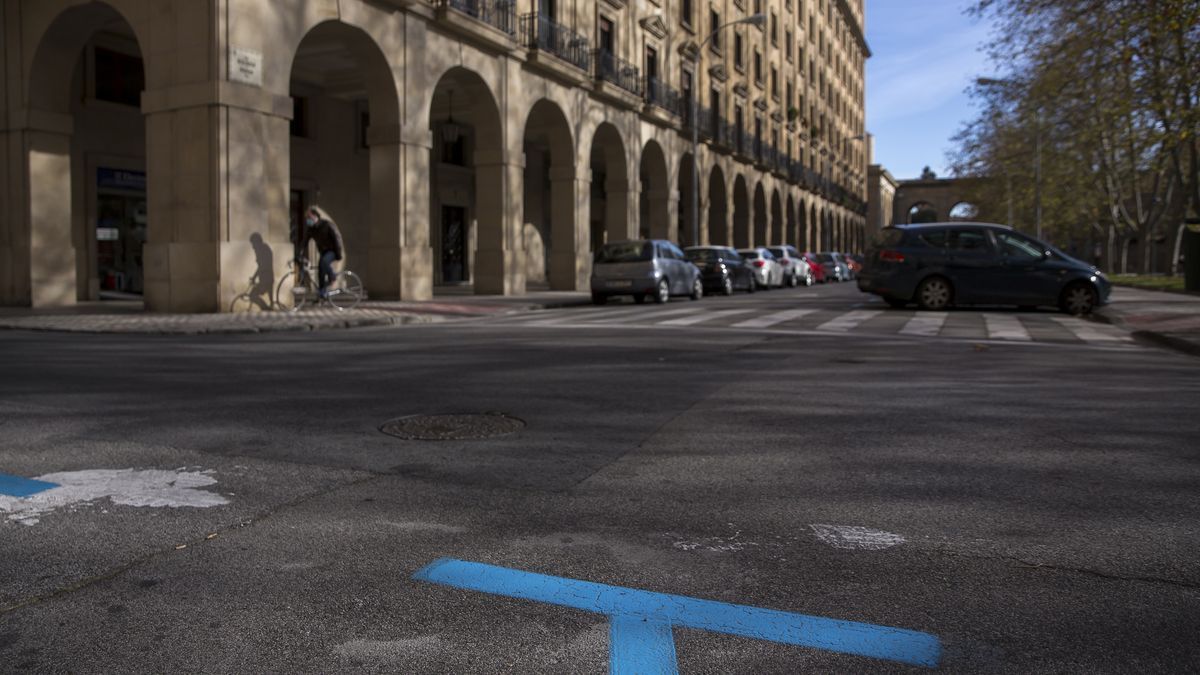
413, 558, 942, 671
0, 472, 58, 497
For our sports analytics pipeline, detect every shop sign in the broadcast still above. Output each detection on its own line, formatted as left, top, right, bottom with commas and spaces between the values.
96, 227, 120, 241
97, 168, 146, 192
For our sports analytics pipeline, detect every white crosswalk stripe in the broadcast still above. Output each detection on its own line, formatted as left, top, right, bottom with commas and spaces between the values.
659, 308, 757, 326
732, 309, 817, 328
816, 310, 882, 332
591, 306, 702, 324
899, 312, 949, 336
1050, 317, 1134, 342
984, 314, 1032, 341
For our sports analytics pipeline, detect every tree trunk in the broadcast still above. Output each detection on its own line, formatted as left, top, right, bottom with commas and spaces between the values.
1172, 221, 1186, 276
1107, 225, 1117, 274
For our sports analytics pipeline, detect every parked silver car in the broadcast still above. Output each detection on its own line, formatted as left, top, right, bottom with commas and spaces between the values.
767, 245, 815, 287
591, 240, 704, 305
738, 248, 785, 289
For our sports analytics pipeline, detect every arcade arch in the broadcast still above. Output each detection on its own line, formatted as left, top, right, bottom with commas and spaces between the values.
770, 190, 783, 246
732, 175, 751, 248
752, 183, 768, 247
908, 202, 939, 224
522, 99, 580, 290
589, 123, 631, 252
639, 140, 670, 240
708, 165, 730, 246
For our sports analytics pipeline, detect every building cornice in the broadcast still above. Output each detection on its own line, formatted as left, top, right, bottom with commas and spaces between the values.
834, 0, 871, 57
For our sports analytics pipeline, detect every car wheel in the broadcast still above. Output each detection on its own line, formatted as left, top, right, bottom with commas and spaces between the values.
721, 275, 734, 296
916, 276, 953, 311
746, 278, 756, 293
690, 278, 704, 301
1060, 282, 1098, 315
591, 293, 607, 306
884, 296, 908, 309
805, 273, 815, 287
787, 273, 798, 288
654, 279, 670, 304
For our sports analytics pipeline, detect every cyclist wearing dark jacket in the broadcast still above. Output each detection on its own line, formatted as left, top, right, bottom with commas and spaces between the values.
302, 206, 344, 298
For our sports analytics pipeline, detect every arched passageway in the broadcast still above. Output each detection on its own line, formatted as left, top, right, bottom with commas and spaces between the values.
522, 99, 580, 290
678, 153, 697, 247
19, 3, 148, 307
589, 123, 631, 252
287, 20, 401, 305
752, 183, 768, 247
732, 175, 751, 248
707, 165, 730, 246
426, 68, 505, 292
786, 195, 797, 247
908, 202, 938, 224
639, 140, 670, 240
770, 190, 783, 246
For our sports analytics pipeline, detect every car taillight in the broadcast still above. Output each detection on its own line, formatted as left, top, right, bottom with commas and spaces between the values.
780, 259, 790, 266
879, 250, 906, 263
752, 260, 766, 268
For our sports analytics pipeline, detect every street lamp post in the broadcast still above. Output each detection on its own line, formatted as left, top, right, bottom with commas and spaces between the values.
690, 13, 765, 248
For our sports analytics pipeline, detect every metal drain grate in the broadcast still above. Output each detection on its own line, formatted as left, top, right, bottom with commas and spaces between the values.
379, 413, 526, 441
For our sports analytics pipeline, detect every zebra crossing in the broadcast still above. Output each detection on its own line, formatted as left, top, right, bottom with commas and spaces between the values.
490, 303, 1137, 347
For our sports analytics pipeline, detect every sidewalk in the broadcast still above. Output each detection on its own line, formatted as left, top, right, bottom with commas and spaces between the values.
1094, 286, 1200, 357
0, 289, 593, 335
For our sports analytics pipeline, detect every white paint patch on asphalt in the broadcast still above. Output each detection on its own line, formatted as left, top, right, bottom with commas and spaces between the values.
385, 520, 467, 533
670, 530, 761, 552
333, 636, 449, 665
809, 524, 906, 550
0, 468, 230, 526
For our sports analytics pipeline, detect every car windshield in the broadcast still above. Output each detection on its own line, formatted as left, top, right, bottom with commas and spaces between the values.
686, 249, 721, 262
595, 242, 652, 263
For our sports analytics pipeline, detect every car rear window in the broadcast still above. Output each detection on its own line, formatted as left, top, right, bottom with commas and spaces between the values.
595, 241, 652, 263
767, 248, 785, 258
815, 253, 833, 262
686, 249, 721, 262
738, 249, 759, 259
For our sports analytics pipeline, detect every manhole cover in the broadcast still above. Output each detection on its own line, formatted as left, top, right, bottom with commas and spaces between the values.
379, 413, 525, 440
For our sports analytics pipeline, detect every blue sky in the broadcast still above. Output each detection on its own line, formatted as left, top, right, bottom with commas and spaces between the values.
865, 1, 997, 180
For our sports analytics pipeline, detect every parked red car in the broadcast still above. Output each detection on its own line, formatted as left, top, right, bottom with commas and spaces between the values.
802, 252, 828, 283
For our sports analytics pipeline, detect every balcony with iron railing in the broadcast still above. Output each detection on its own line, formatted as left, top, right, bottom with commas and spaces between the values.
644, 78, 683, 117
593, 49, 643, 98
519, 14, 590, 73
433, 0, 518, 53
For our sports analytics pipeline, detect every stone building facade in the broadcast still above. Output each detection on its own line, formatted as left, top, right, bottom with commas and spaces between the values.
1, 0, 869, 312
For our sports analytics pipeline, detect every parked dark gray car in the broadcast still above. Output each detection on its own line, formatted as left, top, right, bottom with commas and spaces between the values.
684, 246, 756, 295
857, 222, 1111, 314
591, 240, 704, 305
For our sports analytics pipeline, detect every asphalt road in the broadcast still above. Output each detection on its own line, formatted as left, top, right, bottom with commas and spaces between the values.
1, 282, 1198, 673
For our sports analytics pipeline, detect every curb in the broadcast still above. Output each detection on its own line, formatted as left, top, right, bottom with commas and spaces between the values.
1091, 309, 1200, 358
0, 312, 444, 336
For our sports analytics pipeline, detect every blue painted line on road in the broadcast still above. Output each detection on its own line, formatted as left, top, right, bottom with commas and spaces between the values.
0, 472, 58, 497
413, 558, 942, 670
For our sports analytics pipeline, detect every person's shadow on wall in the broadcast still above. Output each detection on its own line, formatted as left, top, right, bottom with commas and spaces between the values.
249, 232, 275, 309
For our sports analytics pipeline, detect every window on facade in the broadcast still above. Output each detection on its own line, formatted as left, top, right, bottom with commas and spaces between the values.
771, 66, 778, 98
94, 47, 144, 107
441, 133, 467, 166
754, 51, 762, 84
681, 0, 693, 28
538, 0, 555, 19
599, 17, 614, 53
646, 46, 659, 83
711, 11, 721, 50
770, 13, 778, 45
734, 34, 743, 70
785, 30, 793, 60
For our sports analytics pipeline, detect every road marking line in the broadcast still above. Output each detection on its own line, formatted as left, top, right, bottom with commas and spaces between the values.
0, 472, 58, 498
816, 310, 883, 332
899, 312, 949, 337
414, 558, 942, 670
983, 314, 1032, 341
660, 309, 757, 326
1050, 317, 1133, 343
591, 306, 702, 324
732, 309, 816, 328
525, 306, 650, 326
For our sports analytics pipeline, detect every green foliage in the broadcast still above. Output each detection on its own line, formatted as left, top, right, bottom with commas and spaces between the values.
950, 0, 1200, 272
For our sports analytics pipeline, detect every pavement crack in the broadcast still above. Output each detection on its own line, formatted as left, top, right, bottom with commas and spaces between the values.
0, 472, 383, 617
929, 548, 1200, 590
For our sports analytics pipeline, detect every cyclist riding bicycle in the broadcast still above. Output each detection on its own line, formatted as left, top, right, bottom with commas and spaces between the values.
297, 206, 344, 299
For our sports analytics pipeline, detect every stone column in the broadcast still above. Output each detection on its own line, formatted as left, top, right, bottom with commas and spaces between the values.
7, 110, 77, 307
473, 151, 526, 296
549, 165, 590, 291
366, 124, 433, 301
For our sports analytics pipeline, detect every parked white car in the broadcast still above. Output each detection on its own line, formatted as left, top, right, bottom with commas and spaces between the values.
737, 248, 785, 289
767, 245, 815, 287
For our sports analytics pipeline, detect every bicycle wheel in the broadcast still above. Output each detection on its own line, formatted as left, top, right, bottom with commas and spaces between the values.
229, 293, 254, 313
328, 270, 364, 311
275, 271, 313, 312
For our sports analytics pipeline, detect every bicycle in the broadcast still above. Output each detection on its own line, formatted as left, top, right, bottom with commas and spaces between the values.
274, 255, 365, 312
